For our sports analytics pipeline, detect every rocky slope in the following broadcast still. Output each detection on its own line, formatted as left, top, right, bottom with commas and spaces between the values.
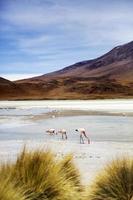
0, 41, 133, 100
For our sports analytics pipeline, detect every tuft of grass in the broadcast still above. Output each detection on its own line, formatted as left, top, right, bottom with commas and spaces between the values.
58, 154, 82, 191
1, 148, 133, 200
0, 180, 26, 200
0, 148, 81, 200
0, 165, 26, 200
85, 157, 133, 200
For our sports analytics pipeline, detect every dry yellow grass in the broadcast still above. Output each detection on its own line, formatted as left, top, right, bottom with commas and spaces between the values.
0, 178, 26, 200
0, 148, 81, 200
85, 157, 133, 200
0, 148, 133, 200
58, 154, 82, 191
0, 163, 27, 200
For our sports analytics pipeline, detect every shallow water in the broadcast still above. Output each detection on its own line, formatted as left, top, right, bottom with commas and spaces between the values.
0, 100, 133, 142
0, 115, 133, 142
0, 100, 133, 183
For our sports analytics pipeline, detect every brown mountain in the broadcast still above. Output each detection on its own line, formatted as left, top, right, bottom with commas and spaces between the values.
1, 41, 133, 100
0, 77, 28, 99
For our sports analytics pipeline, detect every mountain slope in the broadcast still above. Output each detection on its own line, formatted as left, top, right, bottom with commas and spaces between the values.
19, 41, 133, 83
0, 77, 28, 99
1, 41, 133, 100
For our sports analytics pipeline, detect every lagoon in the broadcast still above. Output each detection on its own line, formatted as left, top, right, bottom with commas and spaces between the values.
0, 100, 133, 184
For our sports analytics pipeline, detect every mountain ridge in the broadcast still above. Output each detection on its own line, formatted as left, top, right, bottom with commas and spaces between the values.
1, 41, 133, 100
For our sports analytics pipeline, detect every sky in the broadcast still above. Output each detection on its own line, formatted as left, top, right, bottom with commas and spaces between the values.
0, 0, 133, 80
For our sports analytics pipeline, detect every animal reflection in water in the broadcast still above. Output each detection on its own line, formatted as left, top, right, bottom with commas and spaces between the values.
46, 128, 90, 144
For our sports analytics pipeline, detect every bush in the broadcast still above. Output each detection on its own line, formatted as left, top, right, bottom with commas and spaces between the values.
0, 164, 26, 200
0, 148, 81, 200
0, 179, 26, 200
58, 154, 82, 191
1, 149, 133, 200
85, 157, 133, 200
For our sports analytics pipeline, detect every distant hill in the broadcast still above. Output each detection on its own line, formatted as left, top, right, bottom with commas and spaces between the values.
0, 77, 27, 99
1, 41, 133, 100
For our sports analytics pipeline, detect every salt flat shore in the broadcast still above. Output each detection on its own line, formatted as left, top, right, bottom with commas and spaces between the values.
0, 99, 133, 114
0, 139, 133, 185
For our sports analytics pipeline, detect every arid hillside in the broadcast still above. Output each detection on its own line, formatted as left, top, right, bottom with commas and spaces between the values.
0, 41, 133, 100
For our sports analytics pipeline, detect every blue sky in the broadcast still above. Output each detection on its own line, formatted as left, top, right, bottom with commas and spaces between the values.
1, 0, 133, 80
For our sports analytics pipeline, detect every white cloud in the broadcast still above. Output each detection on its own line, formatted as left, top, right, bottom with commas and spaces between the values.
1, 73, 42, 81
2, 0, 133, 47
18, 35, 51, 49
0, 60, 66, 75
1, 0, 133, 74
1, 3, 68, 29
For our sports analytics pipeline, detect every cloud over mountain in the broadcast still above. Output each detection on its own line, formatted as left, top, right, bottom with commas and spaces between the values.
1, 0, 133, 77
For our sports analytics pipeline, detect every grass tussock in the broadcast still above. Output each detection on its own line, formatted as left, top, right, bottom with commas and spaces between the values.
0, 178, 26, 200
1, 148, 133, 200
85, 157, 133, 200
0, 148, 82, 200
58, 154, 82, 191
